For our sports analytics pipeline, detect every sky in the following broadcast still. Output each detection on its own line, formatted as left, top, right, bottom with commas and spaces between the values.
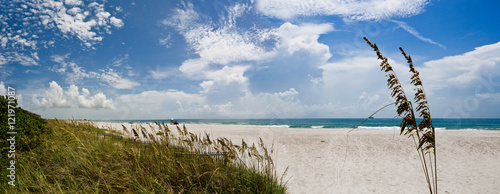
1, 0, 500, 120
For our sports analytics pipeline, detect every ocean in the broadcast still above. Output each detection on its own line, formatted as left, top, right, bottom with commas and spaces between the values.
100, 118, 500, 131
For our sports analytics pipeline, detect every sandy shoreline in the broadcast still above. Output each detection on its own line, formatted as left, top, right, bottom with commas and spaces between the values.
94, 122, 500, 194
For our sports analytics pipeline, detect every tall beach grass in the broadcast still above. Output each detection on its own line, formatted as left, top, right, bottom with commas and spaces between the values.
364, 37, 437, 194
2, 119, 286, 193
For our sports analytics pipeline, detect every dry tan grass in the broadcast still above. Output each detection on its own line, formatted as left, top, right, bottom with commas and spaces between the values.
364, 37, 437, 194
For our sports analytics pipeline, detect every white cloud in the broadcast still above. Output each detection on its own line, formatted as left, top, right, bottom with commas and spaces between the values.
111, 54, 129, 67
3, 52, 40, 66
200, 65, 251, 104
32, 81, 75, 108
166, 3, 339, 108
310, 41, 500, 118
240, 88, 302, 117
78, 92, 114, 109
116, 89, 206, 118
217, 88, 340, 118
113, 87, 336, 119
0, 81, 6, 95
161, 2, 202, 32
50, 55, 98, 84
150, 70, 170, 80
476, 93, 500, 103
159, 35, 172, 48
164, 3, 280, 105
119, 90, 204, 107
65, 0, 82, 6
277, 22, 333, 63
390, 20, 445, 48
420, 41, 500, 91
317, 55, 397, 115
178, 58, 210, 78
165, 3, 275, 66
109, 16, 124, 28
159, 2, 427, 118
0, 0, 124, 50
0, 0, 125, 78
81, 88, 90, 96
161, 2, 367, 118
100, 68, 140, 89
256, 0, 430, 21
51, 54, 69, 64
66, 84, 79, 99
204, 65, 250, 87
149, 66, 179, 80
32, 81, 114, 109
37, 0, 100, 45
411, 42, 500, 117
0, 55, 7, 66
50, 55, 139, 89
15, 94, 23, 107
357, 92, 381, 110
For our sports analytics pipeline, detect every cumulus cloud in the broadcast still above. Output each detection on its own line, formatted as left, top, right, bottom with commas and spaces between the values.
32, 81, 114, 109
158, 2, 382, 118
165, 3, 338, 108
202, 65, 250, 91
164, 3, 275, 66
316, 55, 397, 116
412, 41, 500, 117
164, 3, 279, 105
276, 22, 333, 63
159, 1, 432, 118
32, 81, 75, 108
78, 93, 114, 109
420, 41, 500, 91
255, 0, 430, 21
110, 16, 124, 28
311, 41, 500, 118
65, 0, 82, 6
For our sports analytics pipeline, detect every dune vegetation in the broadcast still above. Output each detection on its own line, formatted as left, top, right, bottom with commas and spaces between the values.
364, 37, 437, 194
1, 97, 286, 193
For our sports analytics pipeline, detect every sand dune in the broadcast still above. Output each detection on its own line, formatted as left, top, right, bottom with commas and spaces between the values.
95, 122, 500, 194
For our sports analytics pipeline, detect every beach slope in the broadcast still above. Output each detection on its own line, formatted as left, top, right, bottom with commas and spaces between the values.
96, 122, 500, 194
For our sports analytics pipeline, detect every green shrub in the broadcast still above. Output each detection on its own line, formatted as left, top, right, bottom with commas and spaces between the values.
0, 95, 51, 154
2, 119, 286, 193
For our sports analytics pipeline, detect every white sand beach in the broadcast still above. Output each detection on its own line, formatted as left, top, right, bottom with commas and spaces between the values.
95, 122, 500, 194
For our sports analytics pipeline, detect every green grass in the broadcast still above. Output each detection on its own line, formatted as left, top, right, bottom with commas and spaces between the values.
2, 119, 286, 193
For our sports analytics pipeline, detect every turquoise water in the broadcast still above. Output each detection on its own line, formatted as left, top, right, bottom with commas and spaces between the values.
100, 118, 500, 130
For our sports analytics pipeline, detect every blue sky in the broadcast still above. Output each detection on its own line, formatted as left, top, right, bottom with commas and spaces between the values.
1, 0, 500, 119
